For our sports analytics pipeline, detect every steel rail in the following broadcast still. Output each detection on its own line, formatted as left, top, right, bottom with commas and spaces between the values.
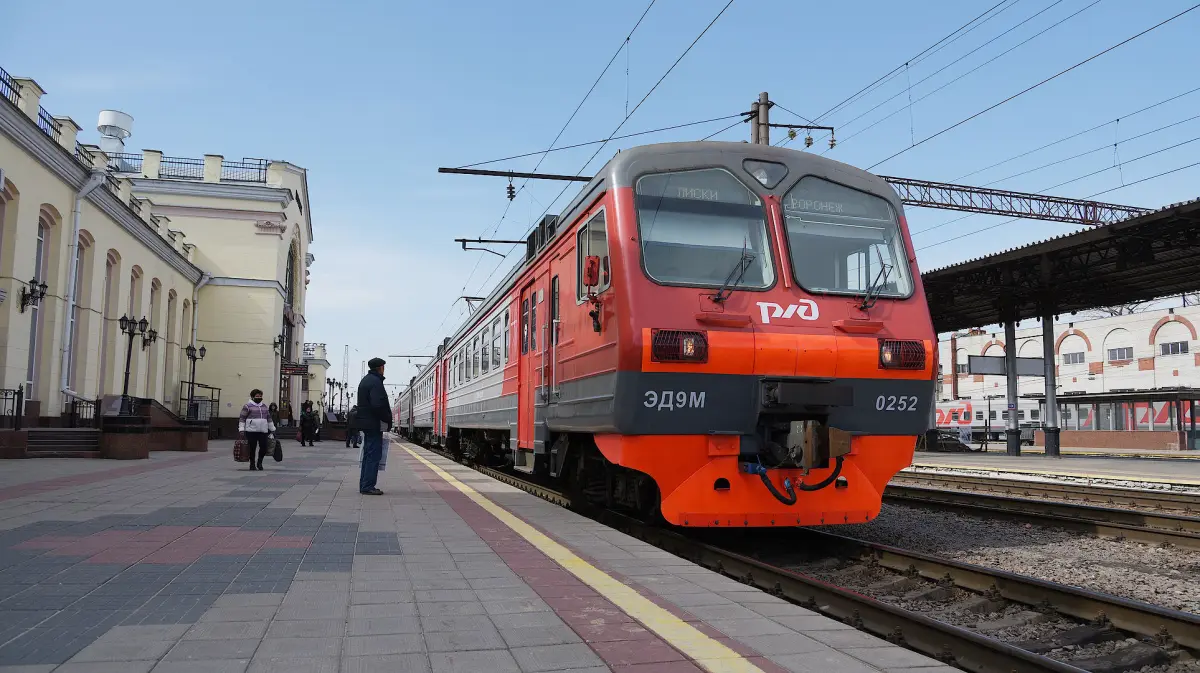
892, 471, 1199, 513
883, 484, 1200, 550
795, 530, 1200, 652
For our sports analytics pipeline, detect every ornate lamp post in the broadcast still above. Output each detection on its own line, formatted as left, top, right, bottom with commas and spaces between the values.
185, 344, 207, 420
18, 277, 48, 313
118, 315, 149, 414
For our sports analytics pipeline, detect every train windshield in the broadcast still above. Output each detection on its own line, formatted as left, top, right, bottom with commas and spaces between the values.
781, 176, 913, 298
635, 168, 775, 290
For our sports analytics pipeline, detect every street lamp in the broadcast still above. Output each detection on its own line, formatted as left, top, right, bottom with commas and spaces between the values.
141, 328, 158, 351
118, 314, 149, 414
185, 343, 206, 420
18, 277, 48, 313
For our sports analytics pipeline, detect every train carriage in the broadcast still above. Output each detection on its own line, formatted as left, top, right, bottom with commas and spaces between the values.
404, 142, 936, 527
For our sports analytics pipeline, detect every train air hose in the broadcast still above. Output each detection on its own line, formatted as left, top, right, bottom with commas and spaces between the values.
745, 456, 845, 506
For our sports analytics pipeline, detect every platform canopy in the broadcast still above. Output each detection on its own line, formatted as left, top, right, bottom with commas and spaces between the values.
921, 198, 1200, 333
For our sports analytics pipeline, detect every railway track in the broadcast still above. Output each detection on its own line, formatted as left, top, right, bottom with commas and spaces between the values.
411, 441, 1197, 673
892, 471, 1199, 514
884, 479, 1200, 551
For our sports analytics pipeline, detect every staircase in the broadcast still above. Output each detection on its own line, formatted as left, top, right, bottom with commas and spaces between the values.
26, 428, 102, 458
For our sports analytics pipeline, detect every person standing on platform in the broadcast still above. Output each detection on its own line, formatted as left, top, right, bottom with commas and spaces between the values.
239, 389, 276, 471
355, 358, 392, 495
345, 405, 361, 448
299, 401, 318, 446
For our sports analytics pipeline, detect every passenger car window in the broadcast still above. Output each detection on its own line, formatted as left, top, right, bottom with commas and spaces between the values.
577, 211, 610, 300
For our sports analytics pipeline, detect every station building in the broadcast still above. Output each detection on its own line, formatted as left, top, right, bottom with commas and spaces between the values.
937, 304, 1200, 449
0, 67, 315, 443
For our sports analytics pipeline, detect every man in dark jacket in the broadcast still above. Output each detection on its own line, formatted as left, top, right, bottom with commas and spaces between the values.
356, 358, 392, 495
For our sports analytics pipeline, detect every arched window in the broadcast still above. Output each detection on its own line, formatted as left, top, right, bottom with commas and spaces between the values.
285, 245, 297, 307
67, 233, 94, 391
26, 217, 50, 399
98, 251, 120, 394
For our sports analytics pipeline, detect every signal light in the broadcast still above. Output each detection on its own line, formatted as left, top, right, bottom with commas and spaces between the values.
879, 339, 925, 370
651, 329, 708, 363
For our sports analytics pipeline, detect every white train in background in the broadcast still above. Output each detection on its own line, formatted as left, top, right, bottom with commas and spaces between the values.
934, 399, 1043, 444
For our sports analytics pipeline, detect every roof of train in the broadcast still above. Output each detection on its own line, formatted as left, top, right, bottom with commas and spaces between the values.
409, 141, 903, 385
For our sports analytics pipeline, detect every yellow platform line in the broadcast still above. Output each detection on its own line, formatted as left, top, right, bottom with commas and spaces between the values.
401, 445, 764, 673
910, 462, 1200, 486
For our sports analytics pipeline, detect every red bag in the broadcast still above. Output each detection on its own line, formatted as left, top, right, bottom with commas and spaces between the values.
233, 439, 250, 463
295, 430, 303, 443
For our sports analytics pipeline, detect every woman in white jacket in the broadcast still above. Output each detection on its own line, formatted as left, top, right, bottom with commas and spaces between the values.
238, 388, 276, 471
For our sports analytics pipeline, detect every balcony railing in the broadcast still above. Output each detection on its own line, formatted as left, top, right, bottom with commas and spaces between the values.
107, 152, 142, 174
63, 396, 99, 429
159, 155, 204, 180
0, 67, 17, 107
220, 158, 268, 183
36, 106, 60, 142
75, 143, 95, 167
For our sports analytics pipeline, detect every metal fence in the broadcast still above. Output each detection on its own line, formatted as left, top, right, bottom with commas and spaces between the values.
220, 158, 268, 183
0, 66, 18, 107
36, 107, 60, 142
106, 152, 143, 174
0, 388, 22, 430
74, 143, 95, 167
159, 156, 204, 180
178, 381, 221, 422
63, 396, 99, 428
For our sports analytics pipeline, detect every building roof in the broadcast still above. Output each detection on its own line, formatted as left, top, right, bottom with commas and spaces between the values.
922, 198, 1200, 333
1021, 387, 1200, 403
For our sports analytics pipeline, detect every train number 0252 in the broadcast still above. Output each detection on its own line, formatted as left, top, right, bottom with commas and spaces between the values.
875, 395, 919, 411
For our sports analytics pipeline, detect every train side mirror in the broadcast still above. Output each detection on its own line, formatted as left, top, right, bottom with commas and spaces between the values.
583, 256, 601, 288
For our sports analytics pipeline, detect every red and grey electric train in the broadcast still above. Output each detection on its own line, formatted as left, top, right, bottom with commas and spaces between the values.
396, 142, 936, 527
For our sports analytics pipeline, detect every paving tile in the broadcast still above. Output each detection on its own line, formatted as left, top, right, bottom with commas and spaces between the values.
589, 638, 686, 666
184, 621, 268, 641
706, 617, 795, 638
56, 664, 156, 673
497, 625, 582, 648
342, 653, 431, 673
149, 662, 251, 673
164, 639, 261, 661
842, 646, 941, 669
211, 594, 284, 608
346, 616, 423, 636
771, 614, 858, 632
348, 602, 418, 619
345, 633, 426, 656
273, 601, 347, 621
510, 643, 607, 672
806, 629, 895, 649
424, 627, 506, 652
428, 650, 518, 673
198, 607, 277, 623
349, 590, 413, 605
69, 639, 176, 662
767, 650, 882, 673
416, 601, 486, 618
735, 633, 829, 656
262, 619, 344, 639
245, 657, 337, 673
253, 638, 340, 659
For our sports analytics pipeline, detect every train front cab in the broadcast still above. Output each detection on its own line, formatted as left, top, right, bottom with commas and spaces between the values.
587, 145, 936, 527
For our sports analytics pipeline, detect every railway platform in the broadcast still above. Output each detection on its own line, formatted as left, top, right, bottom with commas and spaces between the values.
0, 440, 954, 673
912, 450, 1200, 486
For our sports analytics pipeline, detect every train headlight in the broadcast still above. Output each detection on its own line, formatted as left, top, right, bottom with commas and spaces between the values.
878, 339, 925, 370
651, 329, 708, 363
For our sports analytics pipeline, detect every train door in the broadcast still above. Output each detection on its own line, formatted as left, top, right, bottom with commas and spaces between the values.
438, 361, 448, 441
517, 275, 545, 458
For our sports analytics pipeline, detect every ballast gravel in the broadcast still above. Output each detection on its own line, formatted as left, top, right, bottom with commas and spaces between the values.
819, 502, 1200, 615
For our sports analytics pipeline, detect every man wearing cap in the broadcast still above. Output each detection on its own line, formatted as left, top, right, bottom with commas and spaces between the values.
355, 357, 393, 495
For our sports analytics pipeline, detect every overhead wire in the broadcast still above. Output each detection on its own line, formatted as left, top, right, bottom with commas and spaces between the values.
811, 0, 1015, 124
818, 0, 1099, 152
867, 3, 1200, 170
426, 1, 659, 345
471, 0, 738, 296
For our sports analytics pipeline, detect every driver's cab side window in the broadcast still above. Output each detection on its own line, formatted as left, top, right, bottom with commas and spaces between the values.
576, 210, 610, 301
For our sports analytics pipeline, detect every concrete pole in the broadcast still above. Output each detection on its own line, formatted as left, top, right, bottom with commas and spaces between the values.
749, 101, 759, 144
1004, 319, 1021, 456
757, 92, 770, 145
1042, 313, 1060, 457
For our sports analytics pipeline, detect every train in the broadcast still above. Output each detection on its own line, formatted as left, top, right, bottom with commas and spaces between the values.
933, 399, 1041, 445
396, 141, 936, 527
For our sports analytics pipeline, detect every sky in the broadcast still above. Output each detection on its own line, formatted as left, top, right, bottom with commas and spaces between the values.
5, 0, 1200, 387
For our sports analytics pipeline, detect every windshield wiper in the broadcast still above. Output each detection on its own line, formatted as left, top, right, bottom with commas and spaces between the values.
858, 245, 894, 311
713, 245, 754, 303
